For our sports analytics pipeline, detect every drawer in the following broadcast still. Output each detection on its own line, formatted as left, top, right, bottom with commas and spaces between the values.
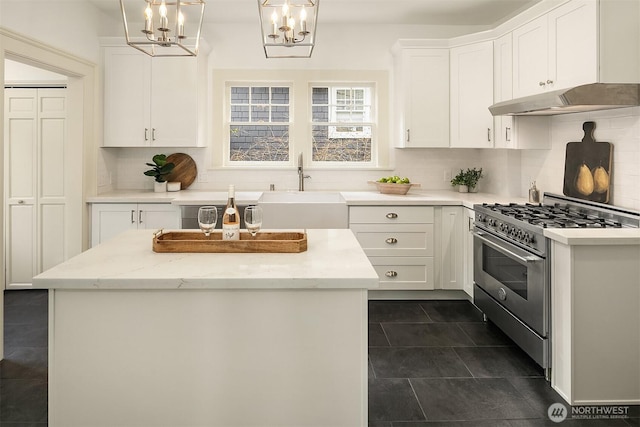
350, 224, 434, 257
349, 206, 434, 224
369, 256, 434, 290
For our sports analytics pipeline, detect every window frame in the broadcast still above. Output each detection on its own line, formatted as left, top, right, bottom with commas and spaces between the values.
213, 69, 389, 170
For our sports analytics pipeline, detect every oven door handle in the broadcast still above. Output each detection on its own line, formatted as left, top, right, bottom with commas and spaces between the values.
472, 230, 543, 264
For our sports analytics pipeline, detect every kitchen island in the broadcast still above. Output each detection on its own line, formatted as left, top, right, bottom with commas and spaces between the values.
33, 229, 378, 427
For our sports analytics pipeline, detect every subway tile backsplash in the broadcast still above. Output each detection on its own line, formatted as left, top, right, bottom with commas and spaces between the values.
99, 107, 639, 211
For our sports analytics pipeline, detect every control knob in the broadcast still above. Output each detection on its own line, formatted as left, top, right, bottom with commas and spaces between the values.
523, 233, 532, 244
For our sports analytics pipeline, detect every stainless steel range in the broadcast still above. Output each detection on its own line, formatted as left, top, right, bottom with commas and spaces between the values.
472, 193, 640, 379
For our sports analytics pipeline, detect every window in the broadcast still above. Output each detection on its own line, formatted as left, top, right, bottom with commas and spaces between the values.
228, 85, 291, 162
311, 85, 372, 162
218, 70, 388, 169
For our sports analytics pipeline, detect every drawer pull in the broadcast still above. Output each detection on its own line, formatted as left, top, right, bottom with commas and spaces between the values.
385, 237, 398, 244
385, 270, 398, 278
131, 210, 135, 224
386, 213, 398, 219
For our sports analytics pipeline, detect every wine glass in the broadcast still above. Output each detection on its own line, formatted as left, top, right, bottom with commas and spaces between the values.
198, 206, 218, 237
244, 205, 263, 237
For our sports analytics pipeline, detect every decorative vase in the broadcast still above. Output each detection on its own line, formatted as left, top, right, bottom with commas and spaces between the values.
154, 181, 167, 193
458, 185, 468, 193
468, 185, 478, 193
167, 182, 181, 192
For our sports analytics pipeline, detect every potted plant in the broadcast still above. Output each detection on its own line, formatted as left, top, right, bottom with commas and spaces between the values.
144, 154, 175, 192
450, 167, 483, 193
451, 169, 469, 193
465, 167, 483, 192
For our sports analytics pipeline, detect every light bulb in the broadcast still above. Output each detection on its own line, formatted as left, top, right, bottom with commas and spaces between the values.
300, 7, 307, 22
159, 1, 167, 17
145, 4, 153, 20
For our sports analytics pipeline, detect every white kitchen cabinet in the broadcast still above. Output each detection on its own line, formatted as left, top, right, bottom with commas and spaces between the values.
4, 88, 70, 288
494, 33, 552, 149
513, 0, 597, 98
349, 206, 435, 290
450, 40, 494, 148
103, 47, 200, 147
392, 42, 449, 148
462, 208, 475, 297
437, 206, 465, 290
91, 203, 180, 247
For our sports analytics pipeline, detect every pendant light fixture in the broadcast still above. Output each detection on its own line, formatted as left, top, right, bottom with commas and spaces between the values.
258, 0, 318, 58
120, 0, 205, 57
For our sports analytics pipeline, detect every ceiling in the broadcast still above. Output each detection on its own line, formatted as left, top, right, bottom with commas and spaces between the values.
91, 0, 541, 26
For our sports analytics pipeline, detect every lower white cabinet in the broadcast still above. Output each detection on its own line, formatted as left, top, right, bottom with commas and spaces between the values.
91, 203, 180, 247
462, 208, 475, 297
349, 206, 435, 290
437, 206, 465, 291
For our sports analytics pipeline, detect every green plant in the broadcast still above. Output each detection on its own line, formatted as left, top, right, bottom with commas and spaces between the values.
450, 167, 483, 188
144, 154, 175, 183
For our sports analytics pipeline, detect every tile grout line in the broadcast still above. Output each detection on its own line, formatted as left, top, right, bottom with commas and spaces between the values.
407, 378, 429, 423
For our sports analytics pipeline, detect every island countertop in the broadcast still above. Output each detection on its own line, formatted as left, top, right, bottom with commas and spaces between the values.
33, 229, 379, 290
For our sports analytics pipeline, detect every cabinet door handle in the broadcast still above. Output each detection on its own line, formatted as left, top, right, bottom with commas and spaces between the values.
539, 81, 546, 86
131, 210, 136, 224
385, 237, 398, 244
406, 129, 410, 142
386, 213, 398, 219
145, 128, 149, 141
505, 127, 511, 142
18, 200, 24, 204
487, 128, 491, 142
546, 79, 554, 84
152, 128, 156, 141
138, 210, 143, 224
385, 270, 398, 278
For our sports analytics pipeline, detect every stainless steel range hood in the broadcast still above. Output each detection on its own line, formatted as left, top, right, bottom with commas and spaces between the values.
489, 83, 640, 116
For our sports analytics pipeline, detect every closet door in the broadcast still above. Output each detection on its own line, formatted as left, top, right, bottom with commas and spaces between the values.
4, 88, 67, 287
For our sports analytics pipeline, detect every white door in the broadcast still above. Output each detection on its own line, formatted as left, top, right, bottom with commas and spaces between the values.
138, 204, 181, 230
513, 15, 549, 98
91, 203, 138, 247
151, 56, 198, 147
103, 48, 151, 147
4, 88, 67, 287
450, 40, 494, 148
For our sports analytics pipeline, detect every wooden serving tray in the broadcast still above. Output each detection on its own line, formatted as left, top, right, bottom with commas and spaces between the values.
152, 230, 307, 253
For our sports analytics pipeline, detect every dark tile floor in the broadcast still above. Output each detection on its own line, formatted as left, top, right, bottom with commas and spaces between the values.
1, 292, 638, 426
1, 290, 48, 426
368, 300, 639, 427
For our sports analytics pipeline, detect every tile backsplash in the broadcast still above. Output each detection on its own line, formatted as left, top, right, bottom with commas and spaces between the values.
99, 107, 639, 211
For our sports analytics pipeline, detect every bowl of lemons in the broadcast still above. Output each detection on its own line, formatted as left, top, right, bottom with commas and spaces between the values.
369, 176, 420, 195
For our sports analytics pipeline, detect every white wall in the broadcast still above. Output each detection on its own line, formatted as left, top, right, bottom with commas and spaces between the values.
519, 107, 640, 211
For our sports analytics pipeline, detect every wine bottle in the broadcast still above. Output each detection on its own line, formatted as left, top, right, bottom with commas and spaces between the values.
222, 184, 240, 240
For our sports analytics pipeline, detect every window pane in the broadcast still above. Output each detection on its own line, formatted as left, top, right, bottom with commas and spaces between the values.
231, 87, 249, 104
271, 87, 289, 104
230, 125, 289, 162
230, 105, 249, 122
312, 105, 329, 123
271, 106, 289, 122
251, 87, 269, 102
312, 125, 371, 162
312, 87, 328, 104
251, 105, 270, 122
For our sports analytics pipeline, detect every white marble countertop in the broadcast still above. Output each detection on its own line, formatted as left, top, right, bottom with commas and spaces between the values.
32, 229, 379, 290
87, 189, 526, 209
544, 228, 640, 245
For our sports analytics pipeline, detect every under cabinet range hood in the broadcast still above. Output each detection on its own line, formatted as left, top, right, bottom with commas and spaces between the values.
489, 83, 640, 116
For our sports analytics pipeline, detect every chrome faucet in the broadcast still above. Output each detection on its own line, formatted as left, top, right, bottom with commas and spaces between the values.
298, 153, 311, 191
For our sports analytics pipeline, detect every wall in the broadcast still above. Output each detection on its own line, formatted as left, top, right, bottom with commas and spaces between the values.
519, 107, 640, 211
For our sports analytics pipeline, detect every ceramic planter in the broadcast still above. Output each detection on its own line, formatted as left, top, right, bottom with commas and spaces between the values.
458, 185, 468, 193
154, 181, 167, 193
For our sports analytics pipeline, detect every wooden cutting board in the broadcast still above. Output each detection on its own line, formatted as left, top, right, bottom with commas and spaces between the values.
562, 121, 612, 203
165, 153, 197, 190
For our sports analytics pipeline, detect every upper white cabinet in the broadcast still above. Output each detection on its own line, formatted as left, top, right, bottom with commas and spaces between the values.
512, 0, 640, 98
103, 47, 201, 147
450, 40, 494, 148
494, 33, 551, 149
393, 43, 449, 148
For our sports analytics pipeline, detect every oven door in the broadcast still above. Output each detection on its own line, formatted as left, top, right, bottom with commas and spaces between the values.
473, 229, 548, 336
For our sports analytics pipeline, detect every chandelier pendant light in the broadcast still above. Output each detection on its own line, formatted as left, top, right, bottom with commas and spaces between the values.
258, 0, 318, 58
120, 0, 205, 57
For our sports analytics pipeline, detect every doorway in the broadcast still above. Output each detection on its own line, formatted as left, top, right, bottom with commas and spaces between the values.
0, 28, 98, 359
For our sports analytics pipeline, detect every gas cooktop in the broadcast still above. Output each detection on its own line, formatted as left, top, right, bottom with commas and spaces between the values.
473, 193, 640, 256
